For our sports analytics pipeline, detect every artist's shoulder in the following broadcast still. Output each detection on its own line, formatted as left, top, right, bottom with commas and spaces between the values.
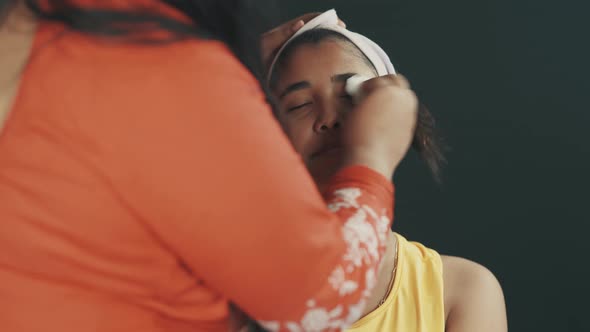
37, 22, 256, 90
441, 255, 507, 332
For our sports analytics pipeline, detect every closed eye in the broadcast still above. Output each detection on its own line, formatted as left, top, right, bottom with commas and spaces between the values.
287, 102, 313, 113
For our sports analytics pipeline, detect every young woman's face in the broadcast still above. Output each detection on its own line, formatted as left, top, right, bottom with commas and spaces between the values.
273, 39, 376, 186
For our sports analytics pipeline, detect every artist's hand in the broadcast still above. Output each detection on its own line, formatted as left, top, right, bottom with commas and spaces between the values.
341, 75, 418, 179
261, 13, 345, 71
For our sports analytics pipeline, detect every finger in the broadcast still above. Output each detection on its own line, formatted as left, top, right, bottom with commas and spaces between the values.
392, 74, 411, 89
338, 19, 347, 28
297, 12, 323, 24
263, 12, 320, 37
359, 76, 393, 95
361, 74, 411, 94
261, 24, 295, 48
379, 74, 411, 89
262, 13, 321, 52
291, 20, 304, 33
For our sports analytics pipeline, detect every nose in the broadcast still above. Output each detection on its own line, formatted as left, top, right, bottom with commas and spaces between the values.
313, 103, 342, 133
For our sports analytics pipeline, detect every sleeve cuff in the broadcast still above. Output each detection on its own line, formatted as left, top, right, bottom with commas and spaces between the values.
324, 165, 394, 211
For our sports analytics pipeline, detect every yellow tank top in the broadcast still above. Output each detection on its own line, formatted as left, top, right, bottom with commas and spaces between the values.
347, 233, 445, 332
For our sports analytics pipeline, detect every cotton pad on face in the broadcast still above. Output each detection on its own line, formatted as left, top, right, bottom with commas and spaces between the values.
345, 75, 371, 101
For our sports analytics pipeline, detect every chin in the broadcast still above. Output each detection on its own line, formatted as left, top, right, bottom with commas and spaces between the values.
308, 157, 342, 187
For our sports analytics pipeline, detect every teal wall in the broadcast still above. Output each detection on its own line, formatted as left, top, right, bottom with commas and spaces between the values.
277, 1, 589, 331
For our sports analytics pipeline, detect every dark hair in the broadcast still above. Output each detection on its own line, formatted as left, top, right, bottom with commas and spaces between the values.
270, 28, 446, 181
0, 0, 276, 89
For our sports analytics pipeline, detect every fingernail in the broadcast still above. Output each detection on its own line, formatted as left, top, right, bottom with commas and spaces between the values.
292, 20, 304, 32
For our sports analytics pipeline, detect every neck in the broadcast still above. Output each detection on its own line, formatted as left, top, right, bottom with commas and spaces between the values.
0, 0, 36, 129
360, 231, 398, 317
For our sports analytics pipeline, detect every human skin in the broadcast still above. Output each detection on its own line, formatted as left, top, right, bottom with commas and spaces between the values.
272, 39, 508, 331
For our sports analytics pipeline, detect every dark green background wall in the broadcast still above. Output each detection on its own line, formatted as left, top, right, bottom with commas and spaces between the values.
276, 1, 589, 331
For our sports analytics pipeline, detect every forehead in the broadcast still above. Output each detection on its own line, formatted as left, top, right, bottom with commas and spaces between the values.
274, 40, 376, 91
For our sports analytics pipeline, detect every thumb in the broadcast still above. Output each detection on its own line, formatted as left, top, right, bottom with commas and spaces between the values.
263, 19, 303, 50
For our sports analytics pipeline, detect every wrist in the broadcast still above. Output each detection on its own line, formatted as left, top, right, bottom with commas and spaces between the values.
341, 148, 396, 180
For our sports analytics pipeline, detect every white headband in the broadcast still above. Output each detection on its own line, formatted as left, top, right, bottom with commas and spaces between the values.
267, 9, 396, 82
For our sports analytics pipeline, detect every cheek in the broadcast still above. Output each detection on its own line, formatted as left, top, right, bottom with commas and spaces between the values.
281, 119, 314, 156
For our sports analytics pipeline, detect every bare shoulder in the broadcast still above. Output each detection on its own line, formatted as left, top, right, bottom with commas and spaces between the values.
441, 255, 507, 332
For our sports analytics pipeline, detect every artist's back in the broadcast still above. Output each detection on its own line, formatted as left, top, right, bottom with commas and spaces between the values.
0, 21, 251, 332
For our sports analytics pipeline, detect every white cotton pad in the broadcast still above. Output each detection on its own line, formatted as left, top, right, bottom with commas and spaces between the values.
345, 75, 371, 101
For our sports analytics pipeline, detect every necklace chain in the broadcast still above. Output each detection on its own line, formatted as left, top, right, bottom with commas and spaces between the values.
378, 236, 399, 307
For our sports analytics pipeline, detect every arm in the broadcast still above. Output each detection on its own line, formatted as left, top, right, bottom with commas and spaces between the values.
97, 40, 394, 331
443, 256, 508, 332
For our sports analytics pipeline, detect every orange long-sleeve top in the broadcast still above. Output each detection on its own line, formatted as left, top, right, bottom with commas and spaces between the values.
0, 18, 394, 332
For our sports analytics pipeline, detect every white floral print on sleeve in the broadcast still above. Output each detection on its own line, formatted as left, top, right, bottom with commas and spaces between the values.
258, 187, 391, 331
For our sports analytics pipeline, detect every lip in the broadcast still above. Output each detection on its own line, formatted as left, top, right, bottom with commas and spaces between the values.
310, 146, 343, 159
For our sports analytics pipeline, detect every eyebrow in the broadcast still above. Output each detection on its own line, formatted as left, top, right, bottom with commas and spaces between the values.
279, 72, 358, 99
279, 81, 310, 99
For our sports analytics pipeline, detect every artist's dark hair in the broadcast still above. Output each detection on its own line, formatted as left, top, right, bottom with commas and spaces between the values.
0, 0, 276, 90
270, 28, 446, 181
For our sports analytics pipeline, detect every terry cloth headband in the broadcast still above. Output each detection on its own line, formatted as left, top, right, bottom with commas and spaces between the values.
267, 9, 396, 82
